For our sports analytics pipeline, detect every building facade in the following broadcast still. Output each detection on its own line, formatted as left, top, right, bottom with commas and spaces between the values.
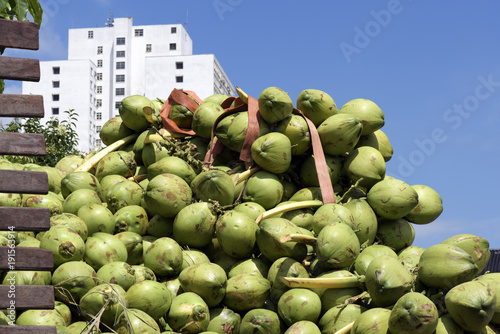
23, 17, 234, 153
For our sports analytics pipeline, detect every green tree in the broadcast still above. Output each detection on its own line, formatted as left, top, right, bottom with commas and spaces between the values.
0, 0, 43, 92
1, 109, 83, 167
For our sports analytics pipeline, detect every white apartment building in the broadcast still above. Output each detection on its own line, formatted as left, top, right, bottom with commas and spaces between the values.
23, 17, 235, 153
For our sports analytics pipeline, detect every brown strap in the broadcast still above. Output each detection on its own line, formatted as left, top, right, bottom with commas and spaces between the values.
239, 95, 260, 165
294, 108, 336, 204
160, 88, 201, 136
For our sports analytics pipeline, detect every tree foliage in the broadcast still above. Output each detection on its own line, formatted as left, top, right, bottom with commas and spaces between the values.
1, 109, 83, 167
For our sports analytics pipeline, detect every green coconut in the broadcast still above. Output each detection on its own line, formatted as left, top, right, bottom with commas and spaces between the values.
77, 203, 115, 236
23, 192, 63, 216
147, 155, 197, 184
343, 198, 378, 247
256, 218, 308, 263
242, 170, 284, 210
299, 154, 343, 188
312, 203, 355, 235
376, 217, 415, 252
106, 180, 144, 213
216, 210, 258, 259
0, 192, 22, 207
119, 95, 151, 131
258, 86, 294, 123
312, 269, 363, 313
181, 249, 211, 270
84, 232, 128, 271
173, 202, 217, 248
204, 93, 229, 105
233, 201, 266, 220
55, 155, 84, 174
169, 97, 198, 129
356, 129, 393, 162
113, 205, 149, 235
39, 225, 85, 267
317, 113, 363, 155
96, 261, 136, 291
296, 88, 337, 127
147, 214, 174, 238
251, 131, 292, 174
114, 308, 160, 333
354, 244, 398, 276
367, 177, 419, 219
141, 141, 171, 167
475, 273, 500, 325
192, 101, 226, 138
274, 114, 311, 155
97, 174, 127, 201
207, 307, 241, 334
143, 237, 183, 278
127, 280, 172, 320
352, 308, 391, 334
228, 258, 270, 279
179, 263, 228, 307
339, 98, 385, 135
79, 283, 129, 327
51, 261, 98, 303
191, 169, 235, 206
441, 234, 490, 274
115, 231, 143, 265
316, 223, 360, 270
144, 173, 192, 218
49, 213, 88, 241
343, 146, 386, 189
62, 188, 102, 215
405, 184, 443, 224
131, 128, 155, 166
278, 288, 322, 327
216, 111, 271, 152
389, 292, 439, 334
95, 151, 137, 181
239, 308, 281, 334
167, 292, 210, 333
417, 243, 479, 289
398, 245, 426, 274
319, 303, 365, 334
100, 116, 135, 146
267, 257, 309, 303
445, 280, 497, 332
365, 255, 414, 307
223, 273, 271, 313
15, 309, 66, 327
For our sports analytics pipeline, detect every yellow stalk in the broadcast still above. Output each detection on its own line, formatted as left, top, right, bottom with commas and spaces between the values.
143, 105, 157, 126
334, 322, 355, 334
74, 133, 139, 173
233, 166, 260, 186
235, 86, 249, 105
279, 276, 363, 289
255, 200, 323, 224
279, 233, 317, 245
128, 174, 148, 183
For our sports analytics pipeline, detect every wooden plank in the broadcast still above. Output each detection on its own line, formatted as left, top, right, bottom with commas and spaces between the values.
0, 326, 56, 334
0, 133, 46, 156
0, 247, 53, 271
0, 170, 49, 195
0, 95, 44, 118
0, 57, 40, 82
0, 285, 54, 309
0, 170, 48, 194
0, 19, 39, 50
0, 207, 50, 231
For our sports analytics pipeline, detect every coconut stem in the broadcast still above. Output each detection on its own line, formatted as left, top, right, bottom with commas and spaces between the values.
338, 177, 365, 203
334, 321, 355, 334
74, 133, 139, 173
255, 200, 323, 224
279, 276, 364, 289
279, 233, 317, 245
236, 86, 249, 105
233, 166, 261, 186
128, 174, 148, 183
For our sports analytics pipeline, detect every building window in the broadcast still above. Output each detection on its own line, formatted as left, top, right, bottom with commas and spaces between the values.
52, 94, 59, 101
134, 29, 143, 37
96, 73, 102, 80
170, 43, 176, 50
176, 62, 183, 69
116, 74, 125, 82
52, 107, 59, 115
116, 37, 125, 45
52, 67, 60, 75
115, 101, 122, 109
96, 99, 102, 107
96, 126, 102, 133
52, 81, 60, 88
171, 27, 177, 34
116, 50, 125, 58
176, 76, 183, 83
96, 112, 102, 120
88, 31, 93, 39
97, 60, 103, 67
97, 46, 103, 54
116, 62, 125, 70
96, 139, 102, 147
116, 88, 125, 96
146, 44, 152, 52
96, 86, 102, 94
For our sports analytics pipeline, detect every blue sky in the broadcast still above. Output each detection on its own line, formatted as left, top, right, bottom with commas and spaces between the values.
4, 1, 500, 250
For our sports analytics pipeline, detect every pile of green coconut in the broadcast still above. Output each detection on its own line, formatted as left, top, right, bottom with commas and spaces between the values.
0, 86, 498, 334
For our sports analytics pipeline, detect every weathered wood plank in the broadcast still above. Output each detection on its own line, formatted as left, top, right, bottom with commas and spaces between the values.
0, 170, 48, 194
0, 19, 39, 50
0, 285, 54, 309
0, 247, 53, 271
0, 207, 50, 231
0, 133, 46, 156
0, 57, 40, 82
0, 325, 56, 334
0, 95, 44, 118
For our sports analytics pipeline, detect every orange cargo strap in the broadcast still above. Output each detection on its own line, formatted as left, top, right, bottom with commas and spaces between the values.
160, 88, 202, 136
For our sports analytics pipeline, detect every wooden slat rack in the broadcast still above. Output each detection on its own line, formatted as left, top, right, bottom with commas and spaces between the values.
0, 18, 56, 334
